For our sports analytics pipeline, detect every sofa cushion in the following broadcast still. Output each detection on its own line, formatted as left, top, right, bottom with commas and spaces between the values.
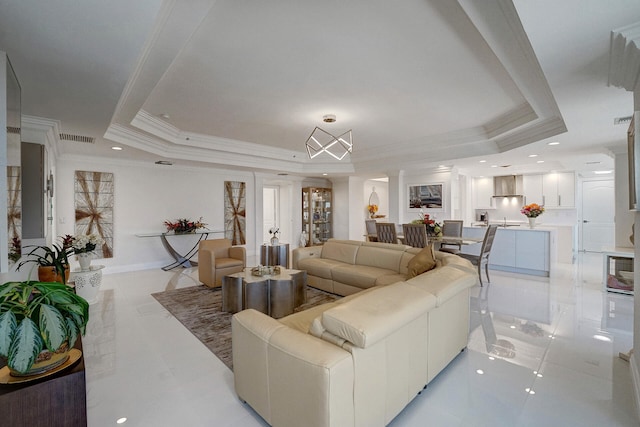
216, 257, 244, 269
320, 239, 361, 264
405, 265, 477, 306
355, 244, 406, 272
406, 245, 437, 278
320, 282, 437, 348
297, 257, 346, 279
331, 264, 395, 289
374, 273, 408, 286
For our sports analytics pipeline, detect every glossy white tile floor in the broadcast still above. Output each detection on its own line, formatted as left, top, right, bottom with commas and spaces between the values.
83, 253, 638, 426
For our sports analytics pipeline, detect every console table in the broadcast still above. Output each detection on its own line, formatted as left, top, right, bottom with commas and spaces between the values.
136, 230, 224, 270
0, 338, 86, 426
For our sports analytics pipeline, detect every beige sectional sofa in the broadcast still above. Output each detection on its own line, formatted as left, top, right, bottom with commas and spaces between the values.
232, 239, 478, 427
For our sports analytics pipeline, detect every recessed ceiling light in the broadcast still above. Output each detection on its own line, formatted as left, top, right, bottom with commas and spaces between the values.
476, 369, 484, 375
528, 154, 538, 158
111, 146, 123, 151
479, 160, 487, 163
593, 334, 612, 342
537, 160, 544, 164
594, 170, 613, 175
491, 165, 498, 168
548, 141, 560, 146
116, 418, 127, 424
525, 388, 536, 395
438, 165, 445, 168
322, 173, 328, 176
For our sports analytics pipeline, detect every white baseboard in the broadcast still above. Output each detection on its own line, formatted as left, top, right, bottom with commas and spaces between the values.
630, 352, 640, 423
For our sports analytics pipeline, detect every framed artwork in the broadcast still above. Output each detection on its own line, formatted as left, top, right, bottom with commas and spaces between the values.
408, 183, 443, 210
75, 171, 114, 258
224, 181, 246, 245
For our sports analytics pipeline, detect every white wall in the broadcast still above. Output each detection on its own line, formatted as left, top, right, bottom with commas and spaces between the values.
55, 157, 256, 273
615, 152, 634, 248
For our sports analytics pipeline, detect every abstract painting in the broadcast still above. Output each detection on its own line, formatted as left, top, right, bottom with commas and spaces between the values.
75, 171, 114, 258
224, 181, 246, 245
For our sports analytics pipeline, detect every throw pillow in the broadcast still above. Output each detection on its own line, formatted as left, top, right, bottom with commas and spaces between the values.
407, 244, 437, 278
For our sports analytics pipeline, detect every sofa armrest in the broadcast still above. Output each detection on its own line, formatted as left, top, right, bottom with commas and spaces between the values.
229, 246, 246, 264
292, 246, 321, 269
232, 309, 355, 427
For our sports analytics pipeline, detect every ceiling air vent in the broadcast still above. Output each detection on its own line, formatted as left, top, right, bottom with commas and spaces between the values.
6, 126, 20, 134
614, 116, 633, 125
59, 133, 95, 143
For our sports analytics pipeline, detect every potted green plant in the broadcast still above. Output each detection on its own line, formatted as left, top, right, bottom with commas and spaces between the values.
0, 280, 89, 375
17, 235, 74, 284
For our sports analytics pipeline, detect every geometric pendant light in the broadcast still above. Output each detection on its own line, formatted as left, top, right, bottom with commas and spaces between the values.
305, 127, 353, 160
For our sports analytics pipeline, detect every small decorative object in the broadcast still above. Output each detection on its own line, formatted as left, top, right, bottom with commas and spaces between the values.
71, 266, 105, 304
164, 217, 207, 234
17, 235, 74, 284
0, 280, 89, 375
269, 227, 280, 245
71, 233, 105, 271
521, 203, 544, 228
411, 211, 442, 237
367, 204, 378, 219
251, 265, 276, 277
300, 230, 308, 247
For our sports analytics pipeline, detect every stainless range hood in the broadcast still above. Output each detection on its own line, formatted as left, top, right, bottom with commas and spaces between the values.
493, 175, 524, 197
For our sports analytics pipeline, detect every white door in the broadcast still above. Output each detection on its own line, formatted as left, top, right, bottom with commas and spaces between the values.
263, 186, 279, 243
581, 179, 614, 252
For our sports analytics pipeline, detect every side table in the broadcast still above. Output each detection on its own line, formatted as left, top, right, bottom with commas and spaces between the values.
69, 265, 105, 304
602, 248, 634, 295
260, 243, 290, 268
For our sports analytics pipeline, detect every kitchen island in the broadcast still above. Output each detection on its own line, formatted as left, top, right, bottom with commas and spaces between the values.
461, 224, 570, 277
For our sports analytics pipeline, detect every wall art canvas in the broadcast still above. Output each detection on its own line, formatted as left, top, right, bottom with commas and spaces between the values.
7, 166, 21, 262
224, 181, 246, 245
408, 183, 443, 210
75, 171, 113, 258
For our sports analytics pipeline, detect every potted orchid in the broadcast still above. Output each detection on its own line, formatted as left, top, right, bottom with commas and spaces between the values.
269, 227, 280, 245
71, 233, 105, 271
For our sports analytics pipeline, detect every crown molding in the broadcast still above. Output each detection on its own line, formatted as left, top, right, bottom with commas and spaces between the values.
483, 102, 538, 139
608, 22, 640, 91
21, 115, 61, 159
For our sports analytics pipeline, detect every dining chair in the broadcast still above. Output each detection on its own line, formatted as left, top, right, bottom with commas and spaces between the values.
375, 222, 398, 244
457, 224, 498, 287
365, 219, 378, 242
402, 223, 428, 248
439, 220, 464, 254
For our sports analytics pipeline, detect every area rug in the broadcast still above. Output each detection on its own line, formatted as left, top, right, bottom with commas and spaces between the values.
151, 285, 339, 370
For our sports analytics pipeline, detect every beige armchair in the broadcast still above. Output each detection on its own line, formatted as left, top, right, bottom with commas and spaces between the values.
198, 239, 246, 288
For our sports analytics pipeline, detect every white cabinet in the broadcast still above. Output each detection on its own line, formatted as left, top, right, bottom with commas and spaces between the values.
486, 228, 551, 276
542, 172, 574, 208
473, 177, 494, 209
522, 175, 543, 205
515, 231, 549, 271
489, 229, 516, 267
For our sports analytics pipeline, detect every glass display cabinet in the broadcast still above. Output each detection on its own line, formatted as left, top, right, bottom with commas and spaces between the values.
302, 187, 332, 246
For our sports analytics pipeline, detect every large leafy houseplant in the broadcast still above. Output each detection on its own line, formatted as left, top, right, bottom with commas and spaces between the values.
17, 235, 74, 284
0, 280, 89, 374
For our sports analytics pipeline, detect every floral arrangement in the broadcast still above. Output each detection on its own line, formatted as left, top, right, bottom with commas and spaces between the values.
269, 227, 280, 238
71, 233, 105, 254
164, 217, 207, 233
521, 203, 545, 218
367, 204, 378, 215
411, 212, 442, 236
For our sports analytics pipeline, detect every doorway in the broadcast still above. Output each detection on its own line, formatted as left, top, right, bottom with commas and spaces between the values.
263, 186, 279, 244
581, 179, 615, 252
